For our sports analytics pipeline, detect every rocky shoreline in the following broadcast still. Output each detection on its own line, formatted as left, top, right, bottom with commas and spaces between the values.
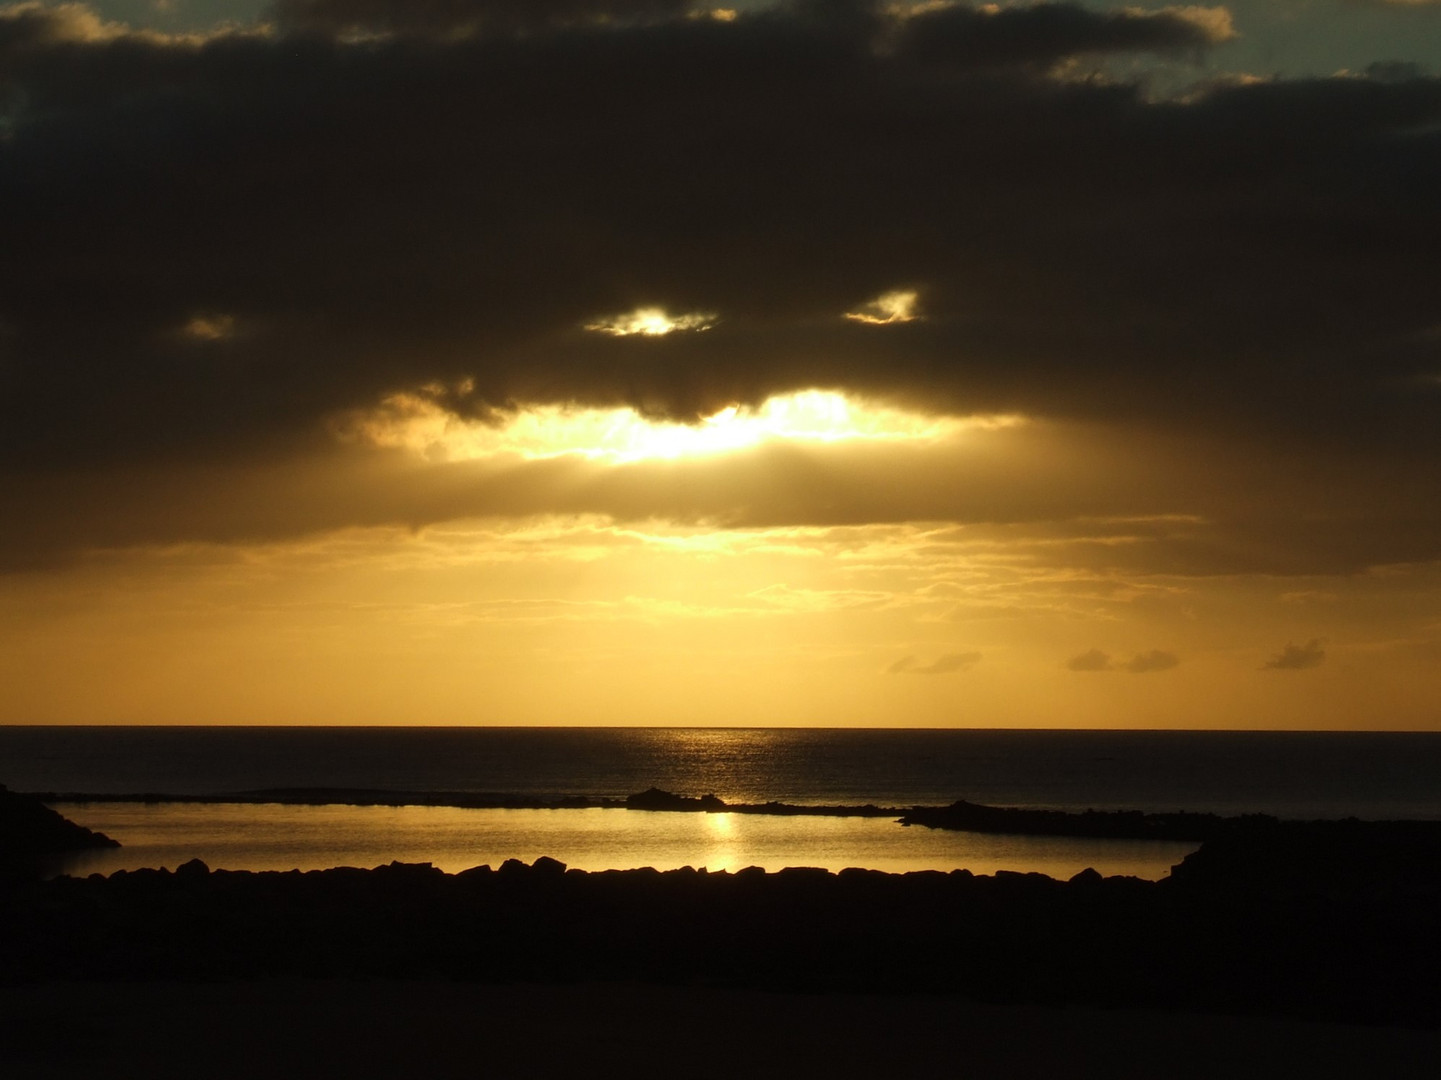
5, 787, 1440, 1027
0, 785, 117, 883
18, 785, 1285, 836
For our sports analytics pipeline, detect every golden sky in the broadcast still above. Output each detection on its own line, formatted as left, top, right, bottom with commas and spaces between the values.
2, 2, 1440, 727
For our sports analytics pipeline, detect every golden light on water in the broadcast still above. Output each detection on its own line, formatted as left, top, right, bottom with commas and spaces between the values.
337, 388, 1018, 463
51, 802, 1193, 877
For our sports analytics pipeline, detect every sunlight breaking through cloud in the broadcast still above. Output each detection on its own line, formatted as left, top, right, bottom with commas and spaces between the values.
336, 389, 1021, 463
584, 306, 717, 336
845, 290, 919, 325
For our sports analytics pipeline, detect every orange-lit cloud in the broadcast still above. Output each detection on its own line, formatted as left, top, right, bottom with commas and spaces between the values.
845, 290, 920, 325
584, 307, 718, 337
333, 389, 996, 463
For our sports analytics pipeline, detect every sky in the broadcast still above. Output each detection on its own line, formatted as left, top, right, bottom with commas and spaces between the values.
2, 0, 1439, 728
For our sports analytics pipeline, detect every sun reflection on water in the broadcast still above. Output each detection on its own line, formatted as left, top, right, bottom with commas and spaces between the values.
51, 802, 1195, 879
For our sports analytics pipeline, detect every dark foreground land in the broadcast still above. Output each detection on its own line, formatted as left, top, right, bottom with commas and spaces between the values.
5, 823, 1441, 1022
5, 787, 1441, 1076
6, 978, 1441, 1080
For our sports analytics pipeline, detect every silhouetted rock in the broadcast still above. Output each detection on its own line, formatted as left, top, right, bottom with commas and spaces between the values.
776, 866, 831, 886
899, 800, 1263, 841
0, 784, 119, 883
1164, 818, 1441, 900
624, 788, 726, 812
0, 785, 119, 856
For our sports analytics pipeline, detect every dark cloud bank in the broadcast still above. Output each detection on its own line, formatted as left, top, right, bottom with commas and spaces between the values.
2, 0, 1439, 565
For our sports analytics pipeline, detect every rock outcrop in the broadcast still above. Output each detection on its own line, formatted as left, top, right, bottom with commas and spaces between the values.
0, 784, 119, 883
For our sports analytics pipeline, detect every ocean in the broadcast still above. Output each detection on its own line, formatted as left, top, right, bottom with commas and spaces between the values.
6, 726, 1440, 879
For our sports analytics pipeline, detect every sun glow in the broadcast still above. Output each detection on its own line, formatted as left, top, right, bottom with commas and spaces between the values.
336, 389, 1018, 463
584, 306, 716, 336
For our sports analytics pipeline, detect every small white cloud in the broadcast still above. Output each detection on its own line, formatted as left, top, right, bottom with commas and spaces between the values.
845, 289, 919, 325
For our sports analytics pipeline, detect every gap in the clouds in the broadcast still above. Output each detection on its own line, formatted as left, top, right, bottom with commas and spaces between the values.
335, 388, 1023, 464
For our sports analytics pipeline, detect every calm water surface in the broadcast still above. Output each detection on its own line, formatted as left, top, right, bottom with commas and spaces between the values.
9, 726, 1441, 817
11, 726, 1439, 877
50, 802, 1198, 879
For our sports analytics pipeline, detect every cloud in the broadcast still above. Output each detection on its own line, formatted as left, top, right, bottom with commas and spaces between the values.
584, 307, 717, 337
1364, 60, 1432, 83
1263, 638, 1327, 670
7, 418, 1441, 575
0, 2, 1439, 575
897, 3, 1236, 71
1068, 647, 1179, 672
889, 651, 981, 675
267, 0, 695, 38
1067, 648, 1113, 671
1123, 649, 1180, 673
0, 1, 122, 47
845, 289, 919, 325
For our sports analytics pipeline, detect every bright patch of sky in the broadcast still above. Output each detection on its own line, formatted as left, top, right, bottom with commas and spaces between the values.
1083, 0, 1438, 83
82, 0, 267, 33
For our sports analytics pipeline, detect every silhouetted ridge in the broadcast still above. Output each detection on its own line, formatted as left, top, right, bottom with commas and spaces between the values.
625, 788, 727, 811
0, 784, 119, 882
1165, 818, 1441, 898
899, 800, 1278, 841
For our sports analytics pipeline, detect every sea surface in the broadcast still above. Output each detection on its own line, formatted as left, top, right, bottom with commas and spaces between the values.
6, 726, 1440, 879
